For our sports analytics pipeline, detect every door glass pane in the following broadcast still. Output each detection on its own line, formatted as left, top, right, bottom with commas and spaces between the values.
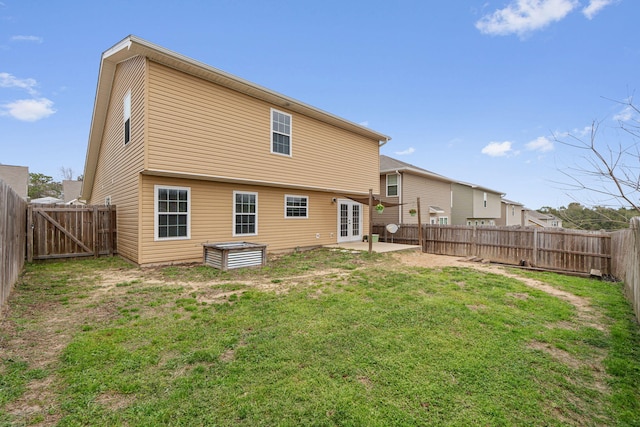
352, 205, 360, 236
340, 204, 349, 237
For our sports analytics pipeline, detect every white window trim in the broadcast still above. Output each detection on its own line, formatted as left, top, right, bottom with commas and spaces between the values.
233, 191, 258, 236
284, 194, 309, 219
154, 185, 191, 241
124, 90, 131, 146
270, 108, 292, 157
386, 173, 399, 197
439, 217, 448, 225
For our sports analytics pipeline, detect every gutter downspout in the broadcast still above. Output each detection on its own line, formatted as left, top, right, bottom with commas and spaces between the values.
379, 138, 389, 147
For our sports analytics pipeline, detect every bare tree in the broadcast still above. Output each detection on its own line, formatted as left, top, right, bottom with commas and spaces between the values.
59, 166, 74, 181
555, 97, 640, 215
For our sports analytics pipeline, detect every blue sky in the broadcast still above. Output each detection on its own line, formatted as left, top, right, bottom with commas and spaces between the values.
1, 0, 638, 209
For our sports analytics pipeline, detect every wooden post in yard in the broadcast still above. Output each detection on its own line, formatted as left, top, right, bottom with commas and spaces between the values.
93, 205, 99, 258
368, 189, 373, 254
417, 197, 423, 250
26, 204, 33, 262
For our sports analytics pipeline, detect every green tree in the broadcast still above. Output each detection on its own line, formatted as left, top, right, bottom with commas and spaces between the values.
28, 173, 62, 199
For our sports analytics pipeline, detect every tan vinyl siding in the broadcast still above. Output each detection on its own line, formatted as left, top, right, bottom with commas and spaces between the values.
498, 203, 524, 226
140, 175, 366, 265
451, 183, 472, 225
401, 173, 451, 224
472, 190, 501, 219
88, 56, 146, 263
146, 61, 379, 194
375, 174, 400, 224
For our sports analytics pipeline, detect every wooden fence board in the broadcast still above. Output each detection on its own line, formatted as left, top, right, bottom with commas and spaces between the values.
0, 180, 27, 308
611, 218, 640, 321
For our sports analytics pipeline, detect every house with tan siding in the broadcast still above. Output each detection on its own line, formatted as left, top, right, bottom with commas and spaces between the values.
378, 155, 453, 225
450, 181, 504, 226
497, 198, 525, 226
81, 36, 390, 266
523, 209, 563, 228
0, 165, 29, 200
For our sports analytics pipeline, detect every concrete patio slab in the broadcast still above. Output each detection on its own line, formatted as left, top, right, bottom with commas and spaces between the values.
324, 241, 421, 253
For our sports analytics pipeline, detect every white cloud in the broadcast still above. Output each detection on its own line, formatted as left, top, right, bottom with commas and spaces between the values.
1, 98, 55, 121
525, 136, 554, 152
394, 147, 415, 156
11, 35, 43, 43
476, 0, 578, 36
613, 105, 635, 122
583, 0, 616, 19
481, 141, 513, 157
0, 72, 38, 95
358, 120, 369, 127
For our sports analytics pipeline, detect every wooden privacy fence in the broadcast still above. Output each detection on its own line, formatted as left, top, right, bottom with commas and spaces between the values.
27, 205, 117, 261
611, 218, 640, 321
373, 223, 612, 275
0, 179, 27, 308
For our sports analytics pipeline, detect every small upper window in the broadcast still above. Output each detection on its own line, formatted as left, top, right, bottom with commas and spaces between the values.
271, 109, 291, 156
386, 174, 398, 197
285, 195, 308, 218
124, 90, 131, 145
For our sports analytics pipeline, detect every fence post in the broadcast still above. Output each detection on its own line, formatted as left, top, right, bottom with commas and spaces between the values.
417, 197, 423, 250
471, 226, 477, 256
93, 205, 99, 258
26, 204, 33, 263
532, 228, 538, 267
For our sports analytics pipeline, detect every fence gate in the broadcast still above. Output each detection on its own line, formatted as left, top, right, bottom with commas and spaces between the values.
27, 205, 116, 261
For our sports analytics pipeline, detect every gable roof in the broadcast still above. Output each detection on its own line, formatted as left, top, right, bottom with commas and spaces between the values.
501, 198, 524, 206
380, 155, 505, 195
380, 155, 455, 183
83, 35, 391, 200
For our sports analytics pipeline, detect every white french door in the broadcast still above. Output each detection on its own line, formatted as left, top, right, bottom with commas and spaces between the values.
337, 199, 362, 243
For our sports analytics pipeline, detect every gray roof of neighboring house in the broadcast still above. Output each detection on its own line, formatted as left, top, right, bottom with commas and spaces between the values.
30, 196, 64, 205
380, 155, 505, 195
525, 209, 559, 221
501, 198, 524, 206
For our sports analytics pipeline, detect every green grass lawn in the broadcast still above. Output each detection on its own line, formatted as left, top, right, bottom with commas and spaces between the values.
1, 249, 639, 426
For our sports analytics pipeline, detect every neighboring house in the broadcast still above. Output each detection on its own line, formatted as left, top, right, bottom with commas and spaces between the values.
497, 198, 525, 227
523, 209, 563, 228
450, 181, 504, 226
378, 155, 453, 225
0, 165, 29, 200
62, 180, 83, 204
81, 36, 390, 266
30, 196, 64, 205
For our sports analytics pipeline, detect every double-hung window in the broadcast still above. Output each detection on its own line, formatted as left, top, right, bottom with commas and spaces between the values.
234, 191, 257, 235
386, 174, 398, 197
155, 185, 190, 240
285, 195, 308, 218
271, 109, 291, 156
124, 90, 131, 145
